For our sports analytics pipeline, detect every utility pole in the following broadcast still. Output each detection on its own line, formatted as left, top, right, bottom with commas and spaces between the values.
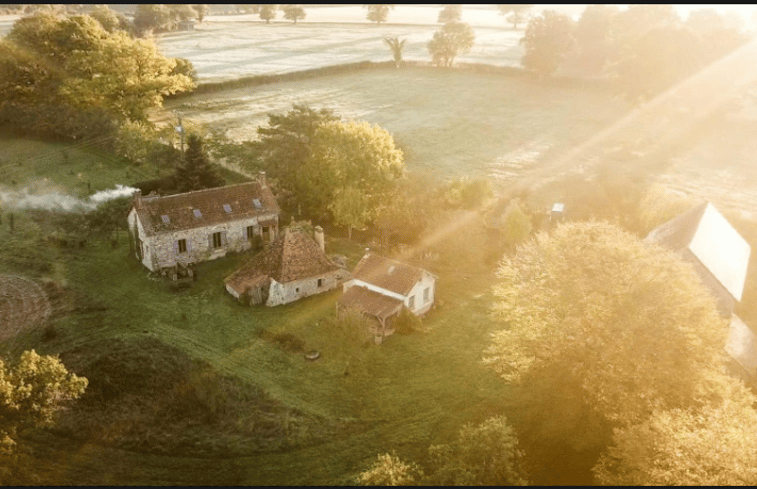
176, 116, 185, 153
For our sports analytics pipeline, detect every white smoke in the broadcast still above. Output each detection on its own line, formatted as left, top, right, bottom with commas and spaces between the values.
0, 184, 138, 212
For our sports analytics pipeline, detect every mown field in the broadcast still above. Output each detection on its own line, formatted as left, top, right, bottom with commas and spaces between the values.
0, 134, 523, 485
164, 67, 628, 186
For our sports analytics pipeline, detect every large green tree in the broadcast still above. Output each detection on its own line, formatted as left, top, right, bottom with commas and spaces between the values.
520, 10, 576, 76
0, 11, 194, 139
283, 5, 306, 24
437, 4, 461, 24
484, 221, 734, 482
0, 350, 87, 456
299, 119, 404, 221
573, 4, 619, 76
427, 21, 475, 67
364, 4, 394, 25
595, 382, 757, 485
255, 104, 339, 210
175, 134, 225, 192
259, 4, 277, 23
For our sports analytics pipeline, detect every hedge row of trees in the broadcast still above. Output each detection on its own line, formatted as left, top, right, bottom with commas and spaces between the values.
520, 5, 751, 102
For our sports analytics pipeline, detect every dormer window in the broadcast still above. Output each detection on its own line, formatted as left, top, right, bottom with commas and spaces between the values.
223, 204, 232, 213
253, 199, 262, 209
193, 209, 202, 218
161, 215, 170, 223
388, 265, 395, 274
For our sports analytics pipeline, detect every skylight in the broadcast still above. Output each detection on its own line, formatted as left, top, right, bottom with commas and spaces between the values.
223, 204, 232, 213
253, 199, 262, 209
161, 215, 170, 223
193, 209, 202, 218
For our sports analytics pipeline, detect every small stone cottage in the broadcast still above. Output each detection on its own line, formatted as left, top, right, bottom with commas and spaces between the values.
127, 173, 280, 272
338, 253, 437, 340
224, 226, 349, 307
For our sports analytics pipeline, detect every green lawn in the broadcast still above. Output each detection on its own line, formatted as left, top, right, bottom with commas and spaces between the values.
0, 133, 513, 485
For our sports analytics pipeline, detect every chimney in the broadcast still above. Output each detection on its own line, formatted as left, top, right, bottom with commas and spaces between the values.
258, 171, 267, 188
314, 225, 325, 252
133, 189, 142, 209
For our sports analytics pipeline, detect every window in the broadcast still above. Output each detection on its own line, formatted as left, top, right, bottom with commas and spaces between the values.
178, 239, 187, 253
317, 278, 323, 288
193, 209, 202, 218
295, 287, 300, 293
223, 204, 232, 213
161, 215, 170, 223
253, 198, 262, 209
246, 225, 255, 240
408, 295, 415, 310
262, 226, 269, 234
212, 232, 222, 249
424, 287, 430, 303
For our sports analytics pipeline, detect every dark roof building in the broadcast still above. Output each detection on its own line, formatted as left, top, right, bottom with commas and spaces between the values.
127, 174, 281, 272
338, 253, 437, 342
225, 226, 347, 307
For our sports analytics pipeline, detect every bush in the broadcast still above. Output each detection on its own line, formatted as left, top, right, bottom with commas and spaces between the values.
394, 307, 421, 335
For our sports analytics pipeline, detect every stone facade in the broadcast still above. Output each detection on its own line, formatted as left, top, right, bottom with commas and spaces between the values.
129, 208, 278, 272
266, 270, 345, 307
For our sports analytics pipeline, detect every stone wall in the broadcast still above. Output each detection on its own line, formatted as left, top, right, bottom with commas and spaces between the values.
266, 270, 342, 307
131, 211, 278, 272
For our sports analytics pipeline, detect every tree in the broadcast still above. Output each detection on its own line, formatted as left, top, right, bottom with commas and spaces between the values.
133, 4, 173, 35
0, 12, 194, 138
256, 104, 339, 210
424, 416, 528, 486
89, 4, 121, 33
171, 4, 197, 22
499, 199, 532, 251
383, 36, 406, 68
595, 383, 757, 485
194, 4, 209, 23
0, 350, 87, 456
358, 452, 422, 486
486, 221, 731, 426
259, 4, 277, 23
329, 186, 370, 240
497, 4, 532, 29
437, 4, 461, 24
301, 120, 404, 221
520, 10, 576, 76
573, 4, 619, 76
174, 134, 225, 192
427, 21, 475, 67
364, 4, 394, 25
282, 5, 306, 24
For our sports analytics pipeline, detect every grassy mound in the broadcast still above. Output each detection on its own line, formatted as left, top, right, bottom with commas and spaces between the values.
55, 336, 357, 457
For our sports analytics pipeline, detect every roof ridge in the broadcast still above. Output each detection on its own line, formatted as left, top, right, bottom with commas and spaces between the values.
145, 181, 260, 201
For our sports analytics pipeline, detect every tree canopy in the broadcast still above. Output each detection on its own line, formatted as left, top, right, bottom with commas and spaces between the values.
174, 134, 225, 192
283, 5, 306, 24
427, 21, 475, 67
437, 5, 462, 24
520, 10, 576, 76
259, 4, 277, 23
485, 221, 730, 428
0, 350, 87, 456
0, 11, 194, 139
364, 5, 394, 25
497, 4, 533, 29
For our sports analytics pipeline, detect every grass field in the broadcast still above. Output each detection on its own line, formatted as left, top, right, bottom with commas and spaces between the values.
165, 67, 628, 187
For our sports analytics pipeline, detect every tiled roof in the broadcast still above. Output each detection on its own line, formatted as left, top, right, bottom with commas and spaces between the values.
224, 227, 340, 294
134, 182, 280, 237
646, 201, 751, 301
338, 285, 403, 321
351, 253, 433, 296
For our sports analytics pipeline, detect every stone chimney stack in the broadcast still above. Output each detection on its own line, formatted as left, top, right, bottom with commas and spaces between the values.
258, 171, 267, 188
133, 189, 142, 209
314, 225, 325, 252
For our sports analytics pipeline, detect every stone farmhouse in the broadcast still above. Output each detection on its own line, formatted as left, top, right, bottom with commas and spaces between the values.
224, 226, 349, 307
127, 173, 280, 272
646, 201, 757, 380
338, 253, 437, 340
645, 201, 750, 317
